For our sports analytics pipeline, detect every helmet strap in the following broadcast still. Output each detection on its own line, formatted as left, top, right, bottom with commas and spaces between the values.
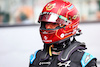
49, 44, 54, 56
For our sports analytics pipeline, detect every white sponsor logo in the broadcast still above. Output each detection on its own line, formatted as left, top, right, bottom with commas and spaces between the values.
60, 33, 65, 38
60, 31, 74, 38
44, 36, 48, 40
43, 36, 52, 42
85, 54, 91, 64
43, 40, 52, 42
72, 23, 78, 28
64, 31, 73, 36
39, 62, 51, 65
40, 12, 59, 16
43, 31, 48, 34
58, 60, 71, 67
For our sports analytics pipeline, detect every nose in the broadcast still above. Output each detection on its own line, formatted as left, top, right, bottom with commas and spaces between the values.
45, 23, 59, 29
45, 24, 52, 29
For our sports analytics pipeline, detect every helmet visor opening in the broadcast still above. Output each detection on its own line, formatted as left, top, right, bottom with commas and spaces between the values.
40, 21, 66, 30
38, 12, 72, 25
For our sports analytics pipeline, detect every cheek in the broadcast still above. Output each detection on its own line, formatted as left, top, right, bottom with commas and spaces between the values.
54, 24, 59, 27
45, 24, 50, 29
45, 24, 59, 29
53, 25, 57, 28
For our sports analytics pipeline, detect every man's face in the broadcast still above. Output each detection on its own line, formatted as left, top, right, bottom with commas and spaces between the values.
45, 23, 59, 29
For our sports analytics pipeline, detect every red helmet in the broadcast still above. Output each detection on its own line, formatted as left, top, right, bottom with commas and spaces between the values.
38, 0, 80, 44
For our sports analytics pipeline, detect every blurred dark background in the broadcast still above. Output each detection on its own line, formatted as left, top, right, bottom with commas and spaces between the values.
0, 0, 100, 25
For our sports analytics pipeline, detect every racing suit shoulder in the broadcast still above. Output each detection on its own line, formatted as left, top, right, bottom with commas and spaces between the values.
70, 50, 85, 62
70, 50, 97, 67
81, 52, 97, 67
30, 50, 40, 65
29, 49, 49, 67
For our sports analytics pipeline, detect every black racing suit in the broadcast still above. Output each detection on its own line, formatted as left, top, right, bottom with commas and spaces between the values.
29, 41, 97, 67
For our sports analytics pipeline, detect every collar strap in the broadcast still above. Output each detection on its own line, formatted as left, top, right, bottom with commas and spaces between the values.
58, 41, 86, 62
49, 45, 54, 56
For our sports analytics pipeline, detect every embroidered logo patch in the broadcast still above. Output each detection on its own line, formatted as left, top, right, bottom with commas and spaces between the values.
85, 54, 91, 64
81, 52, 95, 67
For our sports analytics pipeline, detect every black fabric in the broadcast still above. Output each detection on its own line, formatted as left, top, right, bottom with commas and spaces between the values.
29, 50, 97, 67
70, 50, 84, 67
29, 50, 41, 66
44, 39, 70, 52
70, 50, 84, 62
60, 41, 86, 61
86, 58, 97, 67
29, 41, 97, 67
